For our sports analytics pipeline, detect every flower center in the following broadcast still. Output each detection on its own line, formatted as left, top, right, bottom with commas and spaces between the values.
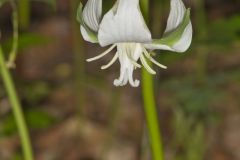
86, 43, 167, 87
114, 43, 142, 87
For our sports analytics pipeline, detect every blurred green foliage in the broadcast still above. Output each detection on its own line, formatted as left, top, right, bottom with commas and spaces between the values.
0, 109, 56, 136
0, 0, 8, 7
172, 110, 205, 160
32, 0, 56, 9
11, 153, 22, 160
2, 33, 52, 55
161, 75, 222, 123
172, 110, 206, 160
20, 81, 51, 105
206, 15, 240, 47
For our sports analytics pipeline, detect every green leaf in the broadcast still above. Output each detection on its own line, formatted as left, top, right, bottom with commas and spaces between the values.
153, 8, 191, 47
76, 2, 83, 24
76, 2, 98, 42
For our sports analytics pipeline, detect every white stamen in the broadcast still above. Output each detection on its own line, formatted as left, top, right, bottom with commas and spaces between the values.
87, 42, 164, 87
140, 54, 156, 75
125, 43, 141, 68
127, 55, 142, 68
86, 44, 116, 62
101, 52, 118, 69
142, 47, 167, 69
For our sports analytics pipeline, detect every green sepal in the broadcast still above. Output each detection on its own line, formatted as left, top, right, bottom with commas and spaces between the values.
76, 2, 84, 23
153, 8, 191, 47
76, 2, 98, 42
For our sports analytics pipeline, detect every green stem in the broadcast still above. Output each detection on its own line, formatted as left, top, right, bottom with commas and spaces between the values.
7, 0, 19, 68
18, 0, 30, 29
142, 69, 164, 160
0, 47, 33, 160
141, 0, 164, 160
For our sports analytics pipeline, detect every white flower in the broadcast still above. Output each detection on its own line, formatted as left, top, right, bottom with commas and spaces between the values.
77, 0, 192, 87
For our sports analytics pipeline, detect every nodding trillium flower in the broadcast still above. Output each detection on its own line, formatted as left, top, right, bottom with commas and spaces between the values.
77, 0, 192, 87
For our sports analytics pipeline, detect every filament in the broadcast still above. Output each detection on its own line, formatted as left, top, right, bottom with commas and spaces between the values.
86, 44, 116, 62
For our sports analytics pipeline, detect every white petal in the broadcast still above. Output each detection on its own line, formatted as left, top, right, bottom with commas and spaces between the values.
165, 0, 186, 33
82, 0, 102, 32
80, 26, 98, 43
172, 23, 192, 52
164, 0, 192, 52
144, 43, 173, 51
98, 0, 152, 47
144, 0, 192, 52
144, 23, 192, 52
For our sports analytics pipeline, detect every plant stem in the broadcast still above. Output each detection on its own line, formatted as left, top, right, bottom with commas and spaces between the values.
7, 0, 19, 68
0, 47, 33, 160
142, 69, 164, 160
141, 0, 164, 160
18, 0, 30, 30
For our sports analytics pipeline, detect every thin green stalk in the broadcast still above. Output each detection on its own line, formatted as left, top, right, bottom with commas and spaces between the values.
141, 0, 164, 160
7, 0, 19, 68
18, 0, 30, 29
142, 69, 164, 160
0, 47, 33, 160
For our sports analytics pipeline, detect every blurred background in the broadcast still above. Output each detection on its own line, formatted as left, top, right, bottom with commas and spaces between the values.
0, 0, 240, 159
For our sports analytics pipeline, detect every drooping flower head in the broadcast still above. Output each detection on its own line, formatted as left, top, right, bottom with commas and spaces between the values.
77, 0, 192, 87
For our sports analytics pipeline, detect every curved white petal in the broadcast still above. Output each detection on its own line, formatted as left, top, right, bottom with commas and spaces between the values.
145, 0, 192, 53
98, 0, 152, 47
144, 23, 192, 52
165, 0, 186, 33
82, 0, 102, 32
172, 22, 192, 52
144, 43, 173, 51
80, 26, 98, 43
